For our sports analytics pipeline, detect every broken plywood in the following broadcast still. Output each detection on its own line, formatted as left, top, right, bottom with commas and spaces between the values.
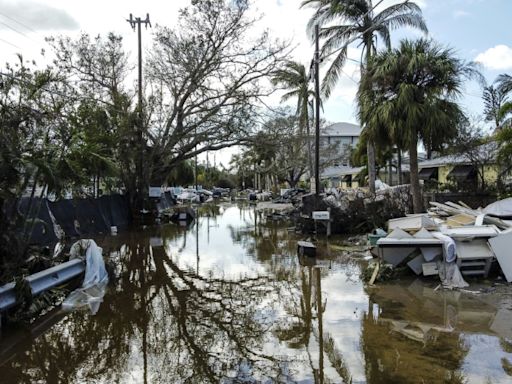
407, 252, 426, 275
455, 239, 494, 260
441, 225, 499, 239
414, 227, 435, 239
388, 215, 437, 232
382, 247, 417, 266
422, 262, 439, 276
386, 227, 413, 239
489, 232, 512, 282
446, 214, 475, 227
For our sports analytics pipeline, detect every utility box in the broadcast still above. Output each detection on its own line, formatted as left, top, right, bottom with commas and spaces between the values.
297, 241, 317, 257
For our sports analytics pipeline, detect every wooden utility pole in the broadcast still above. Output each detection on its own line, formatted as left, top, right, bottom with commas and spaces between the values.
314, 24, 321, 197
126, 13, 151, 210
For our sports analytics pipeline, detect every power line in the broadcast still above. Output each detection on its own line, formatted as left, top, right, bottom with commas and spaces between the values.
0, 37, 20, 49
0, 20, 30, 38
0, 13, 51, 51
0, 11, 38, 34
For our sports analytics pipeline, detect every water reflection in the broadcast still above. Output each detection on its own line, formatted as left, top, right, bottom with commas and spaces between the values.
1, 204, 512, 383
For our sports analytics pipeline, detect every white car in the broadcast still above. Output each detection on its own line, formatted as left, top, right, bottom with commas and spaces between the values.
177, 189, 200, 203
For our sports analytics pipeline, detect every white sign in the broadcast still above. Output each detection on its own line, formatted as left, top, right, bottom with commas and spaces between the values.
149, 237, 163, 247
312, 211, 330, 221
149, 187, 162, 197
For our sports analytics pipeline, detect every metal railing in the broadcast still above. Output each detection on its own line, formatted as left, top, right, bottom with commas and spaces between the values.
0, 259, 85, 313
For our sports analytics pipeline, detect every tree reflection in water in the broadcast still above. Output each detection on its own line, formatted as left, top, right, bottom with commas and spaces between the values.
5, 204, 509, 383
2, 212, 294, 383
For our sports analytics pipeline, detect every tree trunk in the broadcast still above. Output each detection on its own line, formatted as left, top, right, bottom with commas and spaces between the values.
367, 140, 376, 194
397, 149, 403, 185
409, 136, 423, 213
364, 38, 376, 195
388, 159, 393, 185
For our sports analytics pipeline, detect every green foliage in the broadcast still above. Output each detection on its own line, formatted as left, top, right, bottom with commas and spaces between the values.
496, 126, 512, 169
358, 38, 477, 211
483, 84, 508, 130
302, 0, 427, 97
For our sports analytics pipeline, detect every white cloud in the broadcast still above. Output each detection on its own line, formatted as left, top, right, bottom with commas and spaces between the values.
475, 45, 512, 70
453, 9, 470, 18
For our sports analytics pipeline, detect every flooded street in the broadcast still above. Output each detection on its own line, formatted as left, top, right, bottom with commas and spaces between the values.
2, 203, 512, 383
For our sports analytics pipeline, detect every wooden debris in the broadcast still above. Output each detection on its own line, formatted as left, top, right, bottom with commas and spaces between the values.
446, 214, 475, 227
369, 262, 380, 285
422, 262, 439, 276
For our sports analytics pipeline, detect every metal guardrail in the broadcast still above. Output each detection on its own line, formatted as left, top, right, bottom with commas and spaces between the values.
0, 259, 85, 312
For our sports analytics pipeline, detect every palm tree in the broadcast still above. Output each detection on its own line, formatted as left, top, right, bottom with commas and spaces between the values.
483, 83, 509, 132
358, 38, 478, 213
272, 61, 315, 176
301, 0, 427, 193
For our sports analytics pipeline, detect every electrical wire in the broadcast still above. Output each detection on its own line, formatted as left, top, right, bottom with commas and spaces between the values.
0, 20, 30, 38
0, 12, 52, 52
0, 11, 38, 33
0, 37, 20, 49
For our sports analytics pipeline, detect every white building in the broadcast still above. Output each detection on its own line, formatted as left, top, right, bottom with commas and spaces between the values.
320, 122, 362, 166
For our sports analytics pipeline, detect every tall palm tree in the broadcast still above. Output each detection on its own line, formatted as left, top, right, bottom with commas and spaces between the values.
483, 83, 509, 132
272, 61, 315, 176
358, 38, 478, 212
301, 0, 427, 193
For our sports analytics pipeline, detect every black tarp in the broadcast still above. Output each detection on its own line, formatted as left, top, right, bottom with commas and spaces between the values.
74, 198, 110, 235
17, 198, 58, 245
6, 194, 131, 245
419, 167, 438, 180
155, 191, 176, 213
447, 165, 476, 181
100, 194, 131, 230
47, 199, 79, 237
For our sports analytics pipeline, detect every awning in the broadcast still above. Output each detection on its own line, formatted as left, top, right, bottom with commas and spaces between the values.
447, 165, 476, 181
418, 167, 438, 180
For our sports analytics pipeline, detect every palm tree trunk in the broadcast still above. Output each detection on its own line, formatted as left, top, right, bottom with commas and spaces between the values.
409, 136, 423, 213
365, 40, 376, 194
367, 140, 376, 194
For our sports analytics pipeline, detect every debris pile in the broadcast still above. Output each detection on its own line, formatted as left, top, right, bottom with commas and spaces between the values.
370, 198, 512, 287
299, 185, 413, 234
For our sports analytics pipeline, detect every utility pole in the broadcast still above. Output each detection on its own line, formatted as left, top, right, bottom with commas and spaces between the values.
314, 24, 321, 197
126, 13, 151, 211
195, 128, 198, 191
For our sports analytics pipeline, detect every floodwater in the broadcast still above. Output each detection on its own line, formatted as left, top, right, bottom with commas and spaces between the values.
1, 203, 512, 383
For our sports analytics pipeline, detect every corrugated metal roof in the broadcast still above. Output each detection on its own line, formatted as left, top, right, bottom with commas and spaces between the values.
321, 166, 364, 179
418, 153, 468, 168
321, 122, 361, 137
418, 141, 498, 169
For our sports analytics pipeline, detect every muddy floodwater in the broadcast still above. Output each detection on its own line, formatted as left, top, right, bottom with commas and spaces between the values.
2, 203, 512, 383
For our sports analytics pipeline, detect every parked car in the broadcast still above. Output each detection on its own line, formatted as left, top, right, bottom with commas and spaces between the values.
177, 189, 200, 203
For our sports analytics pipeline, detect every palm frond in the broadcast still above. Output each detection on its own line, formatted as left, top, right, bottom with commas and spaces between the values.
497, 74, 512, 94
381, 12, 428, 34
321, 46, 348, 98
374, 1, 427, 32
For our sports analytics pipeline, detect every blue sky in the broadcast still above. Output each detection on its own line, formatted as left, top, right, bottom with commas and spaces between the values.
313, 0, 512, 128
